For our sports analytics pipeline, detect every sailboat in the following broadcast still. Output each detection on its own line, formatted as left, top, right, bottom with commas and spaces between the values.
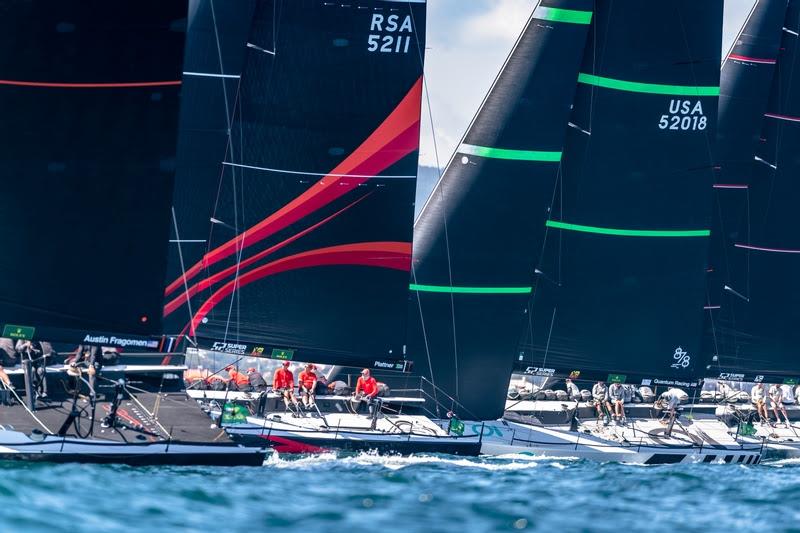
703, 0, 800, 459
0, 0, 265, 465
410, 0, 761, 463
170, 0, 482, 454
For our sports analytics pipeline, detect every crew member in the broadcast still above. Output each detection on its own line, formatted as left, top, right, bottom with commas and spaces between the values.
592, 381, 611, 423
565, 378, 581, 401
354, 368, 380, 416
769, 383, 791, 426
273, 361, 299, 413
247, 367, 268, 392
751, 382, 769, 423
226, 365, 251, 391
607, 382, 625, 423
298, 364, 318, 408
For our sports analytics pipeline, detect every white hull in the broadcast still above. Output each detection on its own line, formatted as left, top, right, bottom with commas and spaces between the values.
0, 429, 266, 465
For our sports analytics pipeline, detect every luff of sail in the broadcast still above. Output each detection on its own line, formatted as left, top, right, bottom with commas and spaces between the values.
518, 0, 723, 387
408, 0, 593, 421
705, 0, 800, 383
0, 1, 187, 345
165, 0, 427, 368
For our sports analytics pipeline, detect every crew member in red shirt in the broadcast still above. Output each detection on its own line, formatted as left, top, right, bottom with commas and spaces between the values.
273, 361, 299, 413
298, 363, 318, 408
226, 365, 251, 391
355, 368, 379, 398
354, 368, 381, 420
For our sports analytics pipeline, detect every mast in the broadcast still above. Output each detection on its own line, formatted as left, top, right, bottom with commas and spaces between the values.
408, 0, 593, 420
518, 0, 724, 388
0, 1, 187, 347
164, 0, 427, 368
705, 0, 800, 383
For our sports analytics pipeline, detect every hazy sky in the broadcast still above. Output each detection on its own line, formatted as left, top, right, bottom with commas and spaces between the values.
418, 0, 756, 169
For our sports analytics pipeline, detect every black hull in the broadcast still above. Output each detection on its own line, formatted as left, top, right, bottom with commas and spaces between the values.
0, 449, 265, 467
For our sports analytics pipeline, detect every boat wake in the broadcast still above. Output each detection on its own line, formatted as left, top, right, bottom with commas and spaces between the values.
264, 450, 579, 471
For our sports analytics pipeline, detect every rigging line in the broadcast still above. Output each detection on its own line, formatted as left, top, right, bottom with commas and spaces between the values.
410, 266, 438, 409
675, 2, 717, 187
0, 380, 52, 434
540, 307, 557, 370
408, 3, 452, 396
221, 161, 415, 178
222, 159, 244, 344
172, 207, 198, 345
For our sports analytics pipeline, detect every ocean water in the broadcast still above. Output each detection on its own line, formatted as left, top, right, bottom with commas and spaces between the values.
2, 454, 799, 532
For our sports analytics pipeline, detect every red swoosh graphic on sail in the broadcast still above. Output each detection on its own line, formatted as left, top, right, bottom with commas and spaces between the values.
188, 242, 411, 335
163, 193, 372, 317
164, 76, 423, 298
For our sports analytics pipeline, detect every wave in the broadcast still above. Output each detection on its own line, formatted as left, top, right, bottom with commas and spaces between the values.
263, 450, 578, 471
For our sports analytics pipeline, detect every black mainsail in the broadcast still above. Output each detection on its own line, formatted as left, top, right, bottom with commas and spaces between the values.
705, 0, 800, 383
518, 0, 723, 388
0, 1, 187, 346
164, 0, 426, 368
408, 0, 593, 420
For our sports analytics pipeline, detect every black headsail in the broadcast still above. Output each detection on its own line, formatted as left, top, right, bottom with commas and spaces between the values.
0, 1, 187, 348
518, 0, 723, 389
164, 0, 426, 369
408, 0, 593, 420
705, 0, 800, 384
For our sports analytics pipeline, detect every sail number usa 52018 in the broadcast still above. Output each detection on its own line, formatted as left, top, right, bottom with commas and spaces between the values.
368, 14, 414, 54
658, 99, 707, 131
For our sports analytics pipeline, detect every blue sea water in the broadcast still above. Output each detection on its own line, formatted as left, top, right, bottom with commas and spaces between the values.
2, 453, 799, 532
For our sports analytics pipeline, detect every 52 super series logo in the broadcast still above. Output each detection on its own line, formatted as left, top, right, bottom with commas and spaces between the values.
367, 13, 414, 54
523, 366, 555, 377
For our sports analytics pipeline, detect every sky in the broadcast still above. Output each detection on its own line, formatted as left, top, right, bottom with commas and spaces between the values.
417, 0, 756, 171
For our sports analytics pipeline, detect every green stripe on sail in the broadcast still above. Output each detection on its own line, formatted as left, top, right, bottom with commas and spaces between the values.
577, 73, 720, 97
459, 144, 561, 162
546, 220, 710, 238
409, 284, 532, 295
534, 6, 593, 24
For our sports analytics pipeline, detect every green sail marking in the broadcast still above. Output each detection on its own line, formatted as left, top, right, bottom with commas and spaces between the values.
546, 220, 710, 238
577, 73, 720, 96
409, 284, 532, 295
534, 6, 593, 25
459, 143, 561, 162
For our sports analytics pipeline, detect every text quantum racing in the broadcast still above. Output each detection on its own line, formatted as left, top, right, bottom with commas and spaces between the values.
206, 341, 412, 372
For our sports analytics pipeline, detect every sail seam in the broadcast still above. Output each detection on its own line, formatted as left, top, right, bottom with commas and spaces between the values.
577, 73, 719, 96
546, 220, 710, 237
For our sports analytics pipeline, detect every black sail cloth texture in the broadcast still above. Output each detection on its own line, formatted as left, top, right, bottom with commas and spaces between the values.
0, 0, 187, 344
705, 0, 800, 384
164, 0, 427, 367
408, 0, 593, 421
519, 0, 723, 388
